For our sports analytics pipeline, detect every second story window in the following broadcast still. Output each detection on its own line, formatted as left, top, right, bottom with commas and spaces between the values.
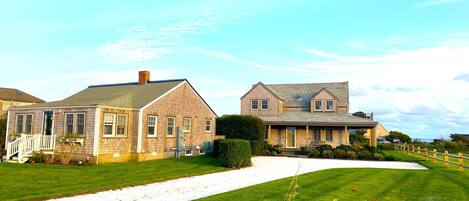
314, 100, 322, 111
326, 101, 334, 111
167, 117, 175, 136
205, 119, 212, 133
183, 117, 191, 132
251, 100, 258, 110
261, 100, 269, 110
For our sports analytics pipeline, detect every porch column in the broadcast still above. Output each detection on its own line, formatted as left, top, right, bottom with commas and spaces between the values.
306, 125, 309, 140
345, 126, 349, 145
267, 125, 271, 141
370, 126, 377, 147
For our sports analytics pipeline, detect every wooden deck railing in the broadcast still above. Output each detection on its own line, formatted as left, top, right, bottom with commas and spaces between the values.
395, 144, 467, 172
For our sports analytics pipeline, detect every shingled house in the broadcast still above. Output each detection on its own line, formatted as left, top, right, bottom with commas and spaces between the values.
0, 88, 45, 119
5, 71, 216, 163
241, 81, 379, 149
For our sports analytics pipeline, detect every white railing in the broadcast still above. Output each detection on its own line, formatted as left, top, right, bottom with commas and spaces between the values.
5, 134, 56, 162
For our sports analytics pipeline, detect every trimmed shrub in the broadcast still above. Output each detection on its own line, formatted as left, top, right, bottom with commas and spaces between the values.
295, 146, 310, 155
218, 139, 252, 168
316, 144, 333, 153
374, 153, 385, 161
321, 150, 334, 158
333, 149, 347, 159
216, 115, 266, 154
384, 155, 396, 161
377, 143, 395, 150
357, 150, 374, 160
335, 144, 352, 151
264, 144, 282, 156
309, 148, 320, 158
346, 151, 357, 159
249, 140, 263, 155
29, 151, 46, 163
211, 139, 223, 157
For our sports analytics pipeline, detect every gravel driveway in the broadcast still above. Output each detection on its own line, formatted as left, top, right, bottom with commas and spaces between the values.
52, 156, 427, 201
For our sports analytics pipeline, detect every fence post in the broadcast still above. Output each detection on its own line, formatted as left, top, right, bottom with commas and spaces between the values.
424, 148, 428, 160
444, 151, 449, 168
417, 146, 421, 155
459, 153, 464, 172
433, 149, 437, 163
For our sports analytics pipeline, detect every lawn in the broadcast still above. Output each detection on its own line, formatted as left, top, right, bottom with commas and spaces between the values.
199, 151, 469, 201
0, 156, 227, 201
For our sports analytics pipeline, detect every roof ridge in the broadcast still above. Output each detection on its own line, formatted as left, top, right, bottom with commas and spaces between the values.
265, 81, 348, 86
88, 78, 186, 88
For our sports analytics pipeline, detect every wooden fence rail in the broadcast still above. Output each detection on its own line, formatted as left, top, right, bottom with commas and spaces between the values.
395, 144, 467, 172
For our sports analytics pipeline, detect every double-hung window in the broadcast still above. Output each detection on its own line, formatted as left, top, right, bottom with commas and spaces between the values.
148, 116, 157, 137
205, 119, 212, 133
313, 129, 321, 141
326, 129, 333, 141
326, 101, 334, 111
167, 117, 175, 136
314, 100, 323, 111
261, 100, 269, 110
103, 113, 116, 137
16, 114, 33, 134
116, 114, 128, 136
103, 113, 127, 137
251, 100, 258, 110
183, 117, 191, 132
64, 113, 86, 136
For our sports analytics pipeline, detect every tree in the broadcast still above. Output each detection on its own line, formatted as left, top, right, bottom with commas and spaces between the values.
385, 131, 411, 143
0, 118, 6, 153
450, 134, 469, 144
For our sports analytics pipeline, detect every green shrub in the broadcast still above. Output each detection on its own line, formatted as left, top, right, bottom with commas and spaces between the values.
445, 141, 467, 153
0, 118, 5, 153
333, 149, 347, 159
316, 144, 333, 153
335, 145, 352, 151
357, 150, 374, 160
384, 155, 396, 161
249, 140, 264, 155
385, 131, 411, 143
346, 151, 357, 159
29, 151, 46, 163
374, 153, 385, 161
295, 146, 310, 155
309, 148, 320, 158
216, 115, 266, 142
321, 150, 334, 158
377, 143, 395, 150
218, 139, 252, 168
264, 144, 282, 155
211, 139, 223, 157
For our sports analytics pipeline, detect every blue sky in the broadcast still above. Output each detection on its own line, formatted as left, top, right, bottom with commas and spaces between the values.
1, 0, 469, 139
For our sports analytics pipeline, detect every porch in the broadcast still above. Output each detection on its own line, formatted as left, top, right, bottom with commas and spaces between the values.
5, 134, 56, 163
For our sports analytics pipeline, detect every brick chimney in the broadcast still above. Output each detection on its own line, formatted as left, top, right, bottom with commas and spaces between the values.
138, 71, 150, 85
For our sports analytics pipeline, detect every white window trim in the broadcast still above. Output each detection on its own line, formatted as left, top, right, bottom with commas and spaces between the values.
314, 100, 323, 111
103, 113, 116, 137
167, 117, 176, 137
185, 149, 193, 156
183, 117, 191, 132
15, 114, 33, 135
115, 114, 128, 137
199, 148, 205, 155
64, 113, 86, 136
250, 99, 259, 110
261, 99, 269, 110
205, 119, 212, 133
326, 100, 334, 112
147, 115, 158, 137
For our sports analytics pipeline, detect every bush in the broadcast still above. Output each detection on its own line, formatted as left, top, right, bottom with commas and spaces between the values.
445, 141, 467, 153
0, 118, 5, 153
295, 146, 310, 155
384, 155, 396, 161
321, 150, 334, 158
218, 139, 252, 168
309, 148, 320, 158
346, 151, 357, 159
216, 115, 266, 141
264, 144, 282, 156
29, 151, 46, 163
333, 149, 347, 159
250, 140, 264, 155
211, 139, 223, 157
377, 143, 395, 150
374, 153, 385, 161
386, 131, 411, 143
335, 145, 352, 151
316, 144, 333, 153
357, 150, 374, 160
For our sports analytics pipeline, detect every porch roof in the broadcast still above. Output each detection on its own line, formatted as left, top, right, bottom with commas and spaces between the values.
258, 112, 378, 127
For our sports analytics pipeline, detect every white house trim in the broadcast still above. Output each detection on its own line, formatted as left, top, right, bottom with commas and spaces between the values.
5, 110, 9, 144
93, 107, 101, 162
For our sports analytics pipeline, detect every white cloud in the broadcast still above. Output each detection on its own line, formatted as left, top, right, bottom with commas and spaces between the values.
195, 48, 278, 70
414, 0, 465, 8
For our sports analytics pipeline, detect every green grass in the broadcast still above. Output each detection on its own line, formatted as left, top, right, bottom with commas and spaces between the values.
199, 151, 469, 201
0, 156, 227, 201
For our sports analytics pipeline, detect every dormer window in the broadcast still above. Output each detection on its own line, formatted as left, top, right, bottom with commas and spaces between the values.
314, 100, 322, 111
261, 100, 269, 110
251, 100, 259, 110
326, 101, 334, 111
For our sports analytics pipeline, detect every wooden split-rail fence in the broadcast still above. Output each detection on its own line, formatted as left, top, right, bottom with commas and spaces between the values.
395, 144, 467, 172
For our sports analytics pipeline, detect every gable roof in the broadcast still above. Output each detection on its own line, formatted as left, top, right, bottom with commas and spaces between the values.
0, 88, 45, 103
264, 82, 349, 109
311, 88, 339, 100
240, 82, 284, 101
258, 111, 377, 127
17, 79, 186, 109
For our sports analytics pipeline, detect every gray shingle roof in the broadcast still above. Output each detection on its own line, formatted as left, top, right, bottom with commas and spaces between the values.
0, 88, 45, 103
259, 112, 377, 127
17, 79, 185, 109
264, 82, 349, 109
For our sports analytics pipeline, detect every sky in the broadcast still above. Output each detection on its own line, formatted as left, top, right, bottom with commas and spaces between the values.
1, 0, 469, 139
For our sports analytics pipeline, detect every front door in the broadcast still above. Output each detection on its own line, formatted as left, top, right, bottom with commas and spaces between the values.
43, 111, 53, 135
286, 127, 296, 148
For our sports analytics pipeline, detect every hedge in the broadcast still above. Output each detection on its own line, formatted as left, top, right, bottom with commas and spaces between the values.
216, 115, 266, 154
218, 139, 252, 168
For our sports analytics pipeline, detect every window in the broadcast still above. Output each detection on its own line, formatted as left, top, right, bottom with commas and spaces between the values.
116, 114, 128, 136
104, 113, 115, 137
16, 114, 24, 134
261, 100, 269, 110
326, 101, 334, 111
65, 114, 74, 134
15, 114, 33, 134
199, 149, 205, 155
314, 100, 323, 111
205, 119, 212, 133
251, 100, 258, 110
326, 129, 333, 141
167, 117, 175, 136
148, 116, 157, 137
183, 117, 191, 132
277, 128, 282, 145
185, 149, 193, 156
76, 114, 85, 135
313, 129, 321, 141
